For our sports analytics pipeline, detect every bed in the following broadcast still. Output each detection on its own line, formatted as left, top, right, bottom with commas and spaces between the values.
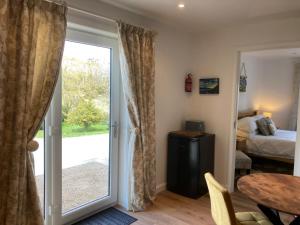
237, 111, 295, 164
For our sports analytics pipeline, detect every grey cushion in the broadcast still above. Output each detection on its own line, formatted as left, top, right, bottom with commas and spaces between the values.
235, 151, 252, 170
256, 118, 271, 136
265, 118, 277, 135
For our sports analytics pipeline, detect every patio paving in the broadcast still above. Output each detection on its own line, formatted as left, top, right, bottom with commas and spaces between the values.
33, 134, 110, 175
35, 161, 109, 212
33, 134, 109, 212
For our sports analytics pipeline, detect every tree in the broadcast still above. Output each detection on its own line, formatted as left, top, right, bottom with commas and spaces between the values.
61, 57, 110, 125
66, 100, 107, 128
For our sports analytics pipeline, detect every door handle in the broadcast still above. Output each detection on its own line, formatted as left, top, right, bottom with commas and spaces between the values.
111, 121, 119, 138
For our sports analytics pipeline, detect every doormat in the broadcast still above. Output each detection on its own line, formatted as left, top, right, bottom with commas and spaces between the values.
74, 207, 137, 225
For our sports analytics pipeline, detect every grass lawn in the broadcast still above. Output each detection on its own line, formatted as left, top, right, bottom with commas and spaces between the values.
36, 123, 109, 138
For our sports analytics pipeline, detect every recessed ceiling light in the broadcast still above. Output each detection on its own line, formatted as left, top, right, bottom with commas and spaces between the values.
178, 3, 185, 8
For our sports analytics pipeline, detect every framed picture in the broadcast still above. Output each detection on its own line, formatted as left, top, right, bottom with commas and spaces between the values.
199, 78, 219, 94
239, 76, 247, 92
239, 63, 247, 92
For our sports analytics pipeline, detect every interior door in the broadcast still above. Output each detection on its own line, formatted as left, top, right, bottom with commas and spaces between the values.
48, 27, 120, 225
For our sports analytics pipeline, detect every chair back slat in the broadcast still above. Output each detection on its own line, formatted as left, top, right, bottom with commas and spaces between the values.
204, 173, 238, 225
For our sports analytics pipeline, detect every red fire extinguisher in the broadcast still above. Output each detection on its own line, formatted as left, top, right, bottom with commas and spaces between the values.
185, 73, 192, 92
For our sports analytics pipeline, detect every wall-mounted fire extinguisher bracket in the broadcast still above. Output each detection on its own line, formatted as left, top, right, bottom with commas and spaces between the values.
185, 73, 193, 92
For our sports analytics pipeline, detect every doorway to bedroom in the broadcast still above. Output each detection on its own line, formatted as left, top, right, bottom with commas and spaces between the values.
233, 48, 300, 182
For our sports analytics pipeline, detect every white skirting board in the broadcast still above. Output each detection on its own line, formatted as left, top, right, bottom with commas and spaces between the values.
156, 183, 167, 194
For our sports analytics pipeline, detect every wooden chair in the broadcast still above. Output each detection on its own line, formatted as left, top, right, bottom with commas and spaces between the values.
204, 173, 272, 225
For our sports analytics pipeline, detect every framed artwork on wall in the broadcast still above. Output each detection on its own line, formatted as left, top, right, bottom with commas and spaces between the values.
199, 78, 219, 94
240, 63, 247, 92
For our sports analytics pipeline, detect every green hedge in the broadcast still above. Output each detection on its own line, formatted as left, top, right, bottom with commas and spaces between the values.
36, 123, 109, 138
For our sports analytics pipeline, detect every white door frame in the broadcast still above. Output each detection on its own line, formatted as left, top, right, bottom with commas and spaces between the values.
228, 40, 300, 192
44, 26, 120, 225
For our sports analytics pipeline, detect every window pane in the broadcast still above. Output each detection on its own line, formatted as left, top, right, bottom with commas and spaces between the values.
33, 123, 45, 215
61, 41, 110, 213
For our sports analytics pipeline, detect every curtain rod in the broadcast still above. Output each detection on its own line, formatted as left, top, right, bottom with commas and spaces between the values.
43, 0, 116, 24
68, 6, 116, 24
43, 0, 157, 34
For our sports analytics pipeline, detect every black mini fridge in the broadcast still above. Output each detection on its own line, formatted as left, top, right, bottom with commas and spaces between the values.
167, 131, 215, 198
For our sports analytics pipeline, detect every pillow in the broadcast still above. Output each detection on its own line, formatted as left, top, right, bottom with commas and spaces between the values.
237, 116, 259, 134
253, 114, 264, 121
256, 118, 271, 136
266, 118, 277, 135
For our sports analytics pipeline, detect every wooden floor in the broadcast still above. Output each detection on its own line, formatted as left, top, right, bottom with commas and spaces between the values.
119, 191, 294, 225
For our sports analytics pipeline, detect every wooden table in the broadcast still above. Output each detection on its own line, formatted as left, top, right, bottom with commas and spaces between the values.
238, 173, 300, 225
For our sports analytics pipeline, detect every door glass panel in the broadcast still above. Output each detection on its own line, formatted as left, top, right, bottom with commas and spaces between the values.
33, 123, 45, 215
61, 41, 111, 213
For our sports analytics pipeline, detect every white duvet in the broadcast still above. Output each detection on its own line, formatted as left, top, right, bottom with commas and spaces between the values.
246, 129, 296, 160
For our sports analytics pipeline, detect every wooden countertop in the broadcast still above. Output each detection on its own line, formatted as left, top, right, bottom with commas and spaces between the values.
169, 130, 206, 138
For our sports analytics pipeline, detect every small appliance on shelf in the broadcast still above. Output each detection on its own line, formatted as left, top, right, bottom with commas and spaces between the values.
185, 120, 205, 132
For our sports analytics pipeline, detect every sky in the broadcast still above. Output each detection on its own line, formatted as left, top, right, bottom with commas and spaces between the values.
63, 41, 110, 62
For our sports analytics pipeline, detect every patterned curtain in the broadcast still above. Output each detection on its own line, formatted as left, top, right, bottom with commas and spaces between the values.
117, 22, 156, 211
289, 63, 300, 131
0, 1, 67, 224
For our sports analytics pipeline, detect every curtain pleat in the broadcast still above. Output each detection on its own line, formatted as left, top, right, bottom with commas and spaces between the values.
0, 1, 67, 224
117, 22, 156, 211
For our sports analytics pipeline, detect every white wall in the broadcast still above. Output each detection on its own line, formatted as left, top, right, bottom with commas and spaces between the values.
65, 0, 300, 202
66, 0, 193, 208
238, 56, 262, 112
155, 28, 193, 191
239, 56, 295, 129
188, 16, 300, 188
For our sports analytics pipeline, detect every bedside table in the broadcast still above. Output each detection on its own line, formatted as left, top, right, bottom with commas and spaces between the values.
236, 136, 247, 152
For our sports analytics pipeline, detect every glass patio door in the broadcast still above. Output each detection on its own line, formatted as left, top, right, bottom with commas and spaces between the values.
48, 28, 119, 225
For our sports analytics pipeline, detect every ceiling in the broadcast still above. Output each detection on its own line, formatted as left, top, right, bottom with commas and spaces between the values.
243, 48, 300, 59
101, 0, 300, 32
